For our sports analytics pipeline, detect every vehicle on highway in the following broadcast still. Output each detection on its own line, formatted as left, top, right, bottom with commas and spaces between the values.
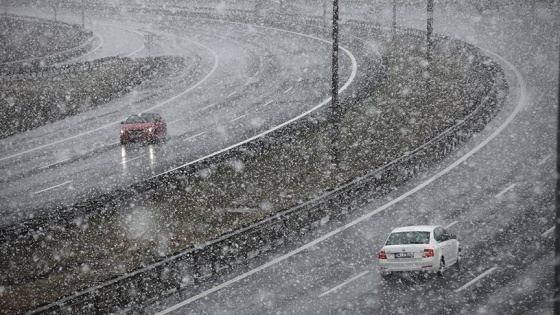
378, 225, 460, 278
120, 113, 167, 145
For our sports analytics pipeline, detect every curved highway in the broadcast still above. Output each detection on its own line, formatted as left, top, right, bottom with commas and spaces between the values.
149, 2, 558, 315
0, 8, 382, 228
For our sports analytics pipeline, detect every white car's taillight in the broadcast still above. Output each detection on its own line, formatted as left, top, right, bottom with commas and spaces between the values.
378, 250, 387, 259
423, 248, 434, 258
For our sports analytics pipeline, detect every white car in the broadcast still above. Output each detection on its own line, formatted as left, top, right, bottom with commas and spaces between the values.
378, 225, 460, 277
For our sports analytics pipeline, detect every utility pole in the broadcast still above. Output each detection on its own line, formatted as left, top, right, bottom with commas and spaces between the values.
330, 0, 340, 169
555, 39, 560, 315
392, 0, 397, 36
81, 0, 85, 28
426, 0, 434, 64
425, 0, 434, 96
146, 34, 152, 57
53, 0, 59, 22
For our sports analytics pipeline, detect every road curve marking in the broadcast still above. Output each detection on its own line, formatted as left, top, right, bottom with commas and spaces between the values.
122, 154, 146, 165
151, 26, 359, 178
80, 34, 104, 59
123, 28, 146, 57
79, 25, 144, 59
454, 266, 498, 293
168, 119, 184, 125
231, 115, 246, 122
537, 153, 552, 166
155, 39, 526, 314
39, 158, 71, 170
184, 132, 206, 141
494, 183, 516, 198
33, 180, 72, 195
444, 221, 459, 230
541, 226, 555, 238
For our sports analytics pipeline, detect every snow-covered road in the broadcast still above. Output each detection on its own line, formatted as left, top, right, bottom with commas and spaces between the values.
0, 8, 381, 228
149, 3, 559, 314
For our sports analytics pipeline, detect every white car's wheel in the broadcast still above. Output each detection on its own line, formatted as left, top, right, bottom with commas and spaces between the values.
381, 272, 392, 280
437, 257, 445, 277
455, 248, 462, 273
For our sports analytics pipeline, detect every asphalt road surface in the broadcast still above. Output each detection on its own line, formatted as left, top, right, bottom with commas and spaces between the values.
0, 7, 382, 228
148, 2, 559, 315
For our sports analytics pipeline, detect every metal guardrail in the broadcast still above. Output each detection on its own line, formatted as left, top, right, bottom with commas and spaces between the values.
25, 8, 508, 315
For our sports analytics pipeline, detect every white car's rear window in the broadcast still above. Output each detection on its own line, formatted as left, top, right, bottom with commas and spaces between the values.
386, 231, 430, 245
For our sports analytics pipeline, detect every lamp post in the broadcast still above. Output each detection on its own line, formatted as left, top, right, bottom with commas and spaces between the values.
426, 0, 434, 63
392, 0, 397, 36
425, 0, 434, 96
53, 0, 60, 22
81, 0, 85, 28
555, 40, 560, 315
330, 0, 340, 169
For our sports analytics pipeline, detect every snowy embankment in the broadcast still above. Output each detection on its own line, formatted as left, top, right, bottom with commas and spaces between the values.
0, 14, 94, 76
2, 8, 508, 314
1, 56, 184, 139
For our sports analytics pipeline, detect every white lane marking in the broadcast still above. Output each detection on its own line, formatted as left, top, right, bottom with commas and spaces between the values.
168, 119, 184, 125
541, 226, 555, 238
537, 153, 552, 166
262, 100, 274, 107
33, 181, 72, 195
126, 44, 146, 57
231, 115, 246, 122
39, 158, 71, 170
284, 87, 293, 93
444, 221, 459, 230
122, 155, 145, 164
226, 91, 236, 98
0, 30, 220, 162
199, 103, 216, 111
184, 132, 206, 141
153, 34, 358, 180
156, 44, 526, 314
318, 270, 370, 297
454, 267, 498, 293
495, 183, 516, 198
83, 25, 143, 58
123, 28, 147, 57
80, 34, 104, 58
